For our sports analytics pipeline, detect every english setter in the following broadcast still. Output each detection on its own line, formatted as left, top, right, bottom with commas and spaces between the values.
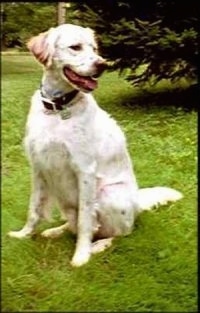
8, 24, 182, 267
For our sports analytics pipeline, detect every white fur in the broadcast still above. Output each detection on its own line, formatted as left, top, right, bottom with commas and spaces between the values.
8, 24, 183, 267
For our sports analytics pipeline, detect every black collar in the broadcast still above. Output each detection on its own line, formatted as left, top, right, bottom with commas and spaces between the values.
41, 89, 79, 111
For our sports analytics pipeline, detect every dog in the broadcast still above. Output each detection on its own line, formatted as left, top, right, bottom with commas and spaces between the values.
8, 24, 183, 267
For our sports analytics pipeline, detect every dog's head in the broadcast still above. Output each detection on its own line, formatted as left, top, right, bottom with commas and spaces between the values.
27, 24, 107, 92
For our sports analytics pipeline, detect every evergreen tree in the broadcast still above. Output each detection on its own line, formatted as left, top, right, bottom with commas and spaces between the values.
73, 0, 198, 85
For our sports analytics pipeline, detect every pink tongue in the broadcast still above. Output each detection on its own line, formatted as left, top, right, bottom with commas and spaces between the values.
64, 67, 97, 90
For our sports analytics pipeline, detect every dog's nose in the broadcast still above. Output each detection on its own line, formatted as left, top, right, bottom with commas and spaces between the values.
94, 59, 108, 76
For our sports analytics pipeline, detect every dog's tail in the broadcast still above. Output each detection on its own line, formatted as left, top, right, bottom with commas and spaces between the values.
137, 186, 183, 211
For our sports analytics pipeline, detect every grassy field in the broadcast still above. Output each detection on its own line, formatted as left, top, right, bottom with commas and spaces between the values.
2, 55, 197, 312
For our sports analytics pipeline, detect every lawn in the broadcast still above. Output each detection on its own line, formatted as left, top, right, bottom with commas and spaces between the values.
2, 55, 197, 312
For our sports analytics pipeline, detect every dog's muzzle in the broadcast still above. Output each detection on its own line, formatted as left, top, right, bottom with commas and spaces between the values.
63, 59, 107, 92
93, 59, 108, 78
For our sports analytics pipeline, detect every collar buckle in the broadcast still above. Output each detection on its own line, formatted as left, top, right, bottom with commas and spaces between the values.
51, 101, 58, 113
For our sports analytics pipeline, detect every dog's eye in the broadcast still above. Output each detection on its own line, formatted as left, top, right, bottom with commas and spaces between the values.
69, 44, 82, 51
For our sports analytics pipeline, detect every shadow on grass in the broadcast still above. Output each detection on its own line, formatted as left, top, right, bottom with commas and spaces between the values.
120, 83, 199, 112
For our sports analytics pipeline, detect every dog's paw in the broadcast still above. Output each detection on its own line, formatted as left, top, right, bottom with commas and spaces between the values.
91, 238, 113, 254
41, 228, 61, 239
70, 247, 91, 267
8, 230, 31, 239
41, 223, 69, 239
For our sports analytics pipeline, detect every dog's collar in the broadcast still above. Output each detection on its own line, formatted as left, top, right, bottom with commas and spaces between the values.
40, 89, 79, 111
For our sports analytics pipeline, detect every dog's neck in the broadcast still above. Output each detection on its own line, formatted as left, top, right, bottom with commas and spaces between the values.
41, 70, 77, 99
40, 71, 82, 113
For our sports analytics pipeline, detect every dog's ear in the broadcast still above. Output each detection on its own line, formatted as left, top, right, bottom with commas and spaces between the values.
27, 29, 54, 67
86, 27, 96, 41
86, 27, 98, 50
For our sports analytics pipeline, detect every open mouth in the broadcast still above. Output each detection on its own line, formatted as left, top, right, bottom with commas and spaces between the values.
63, 66, 98, 91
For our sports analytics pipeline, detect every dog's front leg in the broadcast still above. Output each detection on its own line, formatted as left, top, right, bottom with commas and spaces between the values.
8, 171, 49, 238
71, 171, 96, 267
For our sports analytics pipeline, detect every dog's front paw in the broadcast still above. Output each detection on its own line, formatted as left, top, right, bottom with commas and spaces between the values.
8, 230, 32, 239
70, 247, 91, 267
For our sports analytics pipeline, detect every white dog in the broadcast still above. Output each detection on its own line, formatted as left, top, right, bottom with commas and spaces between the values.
8, 24, 182, 267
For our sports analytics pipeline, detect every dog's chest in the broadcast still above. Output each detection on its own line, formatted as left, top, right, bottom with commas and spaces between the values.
25, 109, 95, 175
28, 138, 70, 170
24, 118, 89, 204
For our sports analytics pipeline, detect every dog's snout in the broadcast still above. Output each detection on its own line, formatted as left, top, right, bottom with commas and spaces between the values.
94, 59, 108, 76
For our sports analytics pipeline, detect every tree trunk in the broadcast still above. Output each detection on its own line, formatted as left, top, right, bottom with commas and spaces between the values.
57, 2, 66, 25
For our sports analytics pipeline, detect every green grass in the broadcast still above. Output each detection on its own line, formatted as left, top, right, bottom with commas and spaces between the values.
2, 55, 197, 312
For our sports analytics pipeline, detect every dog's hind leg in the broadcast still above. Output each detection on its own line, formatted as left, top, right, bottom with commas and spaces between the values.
8, 171, 51, 238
